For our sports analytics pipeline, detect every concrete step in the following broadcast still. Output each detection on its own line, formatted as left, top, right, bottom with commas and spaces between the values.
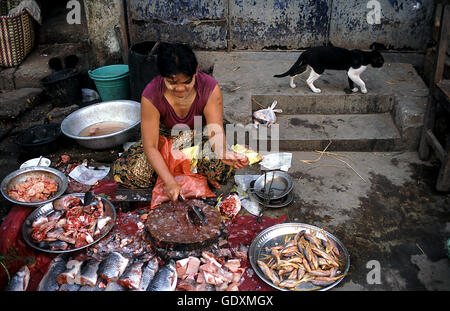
252, 94, 395, 115
38, 12, 88, 45
257, 113, 402, 152
0, 43, 90, 91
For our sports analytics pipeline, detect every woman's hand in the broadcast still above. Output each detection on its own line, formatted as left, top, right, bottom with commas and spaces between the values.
222, 151, 250, 169
165, 180, 182, 202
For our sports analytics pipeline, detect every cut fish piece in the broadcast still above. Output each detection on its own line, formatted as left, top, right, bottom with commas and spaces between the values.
147, 261, 177, 291
98, 252, 129, 282
105, 281, 126, 291
5, 265, 30, 291
56, 259, 84, 285
38, 255, 67, 291
133, 257, 159, 291
78, 259, 101, 286
117, 261, 144, 290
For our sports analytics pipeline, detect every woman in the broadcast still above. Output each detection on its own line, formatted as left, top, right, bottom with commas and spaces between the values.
139, 42, 249, 202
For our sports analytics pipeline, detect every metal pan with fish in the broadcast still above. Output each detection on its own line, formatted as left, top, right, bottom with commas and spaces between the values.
22, 192, 116, 253
248, 223, 350, 291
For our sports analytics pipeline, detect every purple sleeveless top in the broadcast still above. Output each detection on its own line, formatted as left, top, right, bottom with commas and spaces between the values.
141, 71, 218, 129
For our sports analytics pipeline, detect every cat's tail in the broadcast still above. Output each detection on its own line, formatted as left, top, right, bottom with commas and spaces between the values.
273, 53, 306, 77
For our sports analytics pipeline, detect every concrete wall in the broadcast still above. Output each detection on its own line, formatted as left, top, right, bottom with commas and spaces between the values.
83, 0, 435, 65
128, 0, 228, 50
329, 0, 435, 50
83, 0, 124, 66
127, 0, 435, 51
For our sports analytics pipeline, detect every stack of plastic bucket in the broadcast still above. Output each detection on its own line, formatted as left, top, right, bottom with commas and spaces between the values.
88, 64, 130, 101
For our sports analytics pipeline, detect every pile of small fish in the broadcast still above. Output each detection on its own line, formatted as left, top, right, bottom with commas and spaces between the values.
33, 252, 177, 291
176, 251, 246, 291
8, 175, 58, 202
30, 194, 112, 250
257, 229, 345, 290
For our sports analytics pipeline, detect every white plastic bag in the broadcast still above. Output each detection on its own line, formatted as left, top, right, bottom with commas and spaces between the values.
260, 152, 292, 172
252, 100, 282, 128
69, 164, 110, 185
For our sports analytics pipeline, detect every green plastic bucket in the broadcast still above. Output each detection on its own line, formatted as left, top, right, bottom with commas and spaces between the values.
88, 65, 130, 101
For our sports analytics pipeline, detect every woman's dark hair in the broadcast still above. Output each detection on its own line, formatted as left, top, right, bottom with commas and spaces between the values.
156, 42, 198, 78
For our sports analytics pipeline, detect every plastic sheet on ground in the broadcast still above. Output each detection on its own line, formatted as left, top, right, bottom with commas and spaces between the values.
226, 214, 287, 291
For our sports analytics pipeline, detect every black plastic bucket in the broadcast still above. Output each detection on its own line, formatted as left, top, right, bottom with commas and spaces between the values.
128, 41, 161, 102
14, 123, 62, 157
41, 68, 82, 107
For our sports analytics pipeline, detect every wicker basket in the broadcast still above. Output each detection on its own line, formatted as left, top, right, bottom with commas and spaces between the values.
0, 0, 35, 67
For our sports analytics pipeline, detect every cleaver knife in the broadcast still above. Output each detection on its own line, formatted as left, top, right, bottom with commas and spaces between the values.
178, 195, 208, 226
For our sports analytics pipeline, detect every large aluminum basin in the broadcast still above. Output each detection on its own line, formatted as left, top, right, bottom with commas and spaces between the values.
61, 100, 141, 149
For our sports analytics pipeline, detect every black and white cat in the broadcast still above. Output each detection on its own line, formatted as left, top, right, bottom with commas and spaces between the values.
274, 46, 384, 94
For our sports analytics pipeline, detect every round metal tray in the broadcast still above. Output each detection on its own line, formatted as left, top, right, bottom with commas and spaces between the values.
250, 191, 294, 209
253, 171, 293, 200
1, 166, 68, 207
249, 223, 350, 291
22, 193, 116, 253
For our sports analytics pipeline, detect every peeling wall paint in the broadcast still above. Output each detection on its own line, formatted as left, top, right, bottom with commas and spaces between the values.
85, 0, 435, 63
329, 0, 434, 50
84, 0, 123, 66
128, 0, 227, 49
127, 0, 434, 51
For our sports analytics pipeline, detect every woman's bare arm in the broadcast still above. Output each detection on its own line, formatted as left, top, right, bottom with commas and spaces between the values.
141, 96, 181, 201
203, 84, 249, 169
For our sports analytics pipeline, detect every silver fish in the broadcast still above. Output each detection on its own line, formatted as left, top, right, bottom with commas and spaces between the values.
117, 261, 144, 290
5, 265, 30, 291
105, 281, 126, 291
48, 241, 69, 251
38, 255, 67, 291
58, 283, 81, 291
56, 259, 84, 285
79, 279, 105, 291
78, 259, 101, 286
98, 252, 129, 282
79, 285, 104, 291
147, 261, 177, 291
133, 256, 159, 291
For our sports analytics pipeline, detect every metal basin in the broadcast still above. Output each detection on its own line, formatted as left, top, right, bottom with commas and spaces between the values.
252, 170, 293, 200
22, 192, 117, 253
60, 100, 141, 149
1, 166, 68, 207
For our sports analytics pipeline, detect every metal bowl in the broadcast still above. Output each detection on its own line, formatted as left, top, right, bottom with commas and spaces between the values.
250, 191, 294, 209
14, 123, 62, 157
60, 100, 141, 149
22, 192, 117, 253
252, 171, 293, 200
1, 166, 68, 207
249, 223, 350, 291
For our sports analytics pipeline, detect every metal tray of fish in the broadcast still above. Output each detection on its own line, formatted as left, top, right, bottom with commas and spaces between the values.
22, 193, 117, 254
249, 223, 350, 291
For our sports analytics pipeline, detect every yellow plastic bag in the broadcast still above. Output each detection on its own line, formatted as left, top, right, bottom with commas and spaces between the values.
232, 144, 262, 165
180, 145, 200, 171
